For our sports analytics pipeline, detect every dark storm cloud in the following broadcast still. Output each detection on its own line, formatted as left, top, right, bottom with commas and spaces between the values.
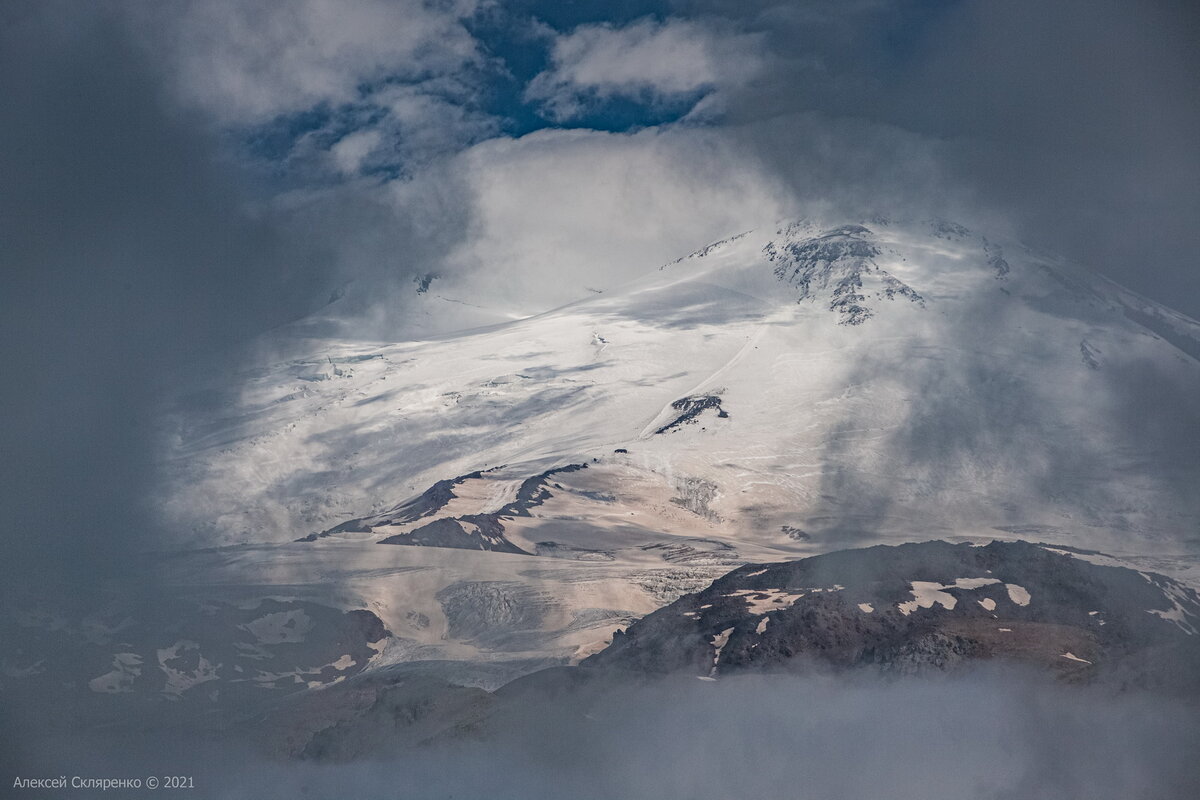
678, 0, 1200, 317
0, 3, 335, 602
894, 0, 1200, 318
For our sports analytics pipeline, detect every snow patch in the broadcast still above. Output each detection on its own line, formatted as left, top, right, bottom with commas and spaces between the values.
1144, 579, 1198, 635
709, 626, 735, 677
897, 578, 1000, 615
1005, 584, 1032, 606
953, 578, 1002, 590
898, 582, 955, 615
1041, 547, 1132, 571
724, 588, 805, 615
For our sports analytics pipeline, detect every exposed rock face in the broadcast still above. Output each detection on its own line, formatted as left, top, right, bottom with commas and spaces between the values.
584, 540, 1200, 692
296, 469, 488, 541
379, 515, 527, 554
763, 224, 923, 324
654, 394, 729, 434
302, 464, 589, 553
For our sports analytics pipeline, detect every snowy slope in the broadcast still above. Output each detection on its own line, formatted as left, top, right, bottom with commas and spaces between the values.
162, 217, 1200, 551
145, 217, 1200, 667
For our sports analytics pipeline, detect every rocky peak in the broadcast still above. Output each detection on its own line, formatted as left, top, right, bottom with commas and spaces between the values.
762, 223, 923, 324
584, 540, 1200, 693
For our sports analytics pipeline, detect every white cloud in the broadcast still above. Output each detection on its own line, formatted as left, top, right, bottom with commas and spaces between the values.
302, 108, 969, 338
416, 124, 791, 313
372, 81, 501, 164
329, 128, 383, 175
134, 0, 486, 124
526, 17, 765, 122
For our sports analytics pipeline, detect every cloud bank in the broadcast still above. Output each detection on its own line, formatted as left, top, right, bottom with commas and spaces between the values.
525, 17, 765, 122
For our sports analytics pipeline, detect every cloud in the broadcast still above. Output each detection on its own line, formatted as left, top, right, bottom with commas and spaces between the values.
122, 0, 501, 180
0, 2, 344, 602
526, 17, 765, 121
329, 127, 384, 175
889, 0, 1200, 318
17, 670, 1200, 799
671, 0, 1200, 318
405, 124, 789, 313
134, 0, 486, 124
290, 105, 980, 341
367, 80, 503, 169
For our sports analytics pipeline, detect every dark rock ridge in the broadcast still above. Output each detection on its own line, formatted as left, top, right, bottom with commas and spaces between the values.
584, 540, 1200, 692
413, 273, 438, 294
654, 394, 729, 434
377, 515, 526, 554
302, 464, 589, 554
296, 468, 490, 541
983, 238, 1010, 279
503, 463, 588, 518
763, 224, 924, 325
662, 230, 752, 268
262, 540, 1200, 762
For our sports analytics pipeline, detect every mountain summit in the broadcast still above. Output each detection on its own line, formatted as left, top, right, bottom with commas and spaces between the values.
165, 217, 1200, 550
151, 217, 1200, 667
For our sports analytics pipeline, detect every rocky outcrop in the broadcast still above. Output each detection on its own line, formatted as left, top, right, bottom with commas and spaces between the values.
763, 224, 923, 324
300, 464, 589, 554
584, 540, 1200, 693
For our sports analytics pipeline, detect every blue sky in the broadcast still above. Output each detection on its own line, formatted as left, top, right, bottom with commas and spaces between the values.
233, 1, 731, 179
230, 1, 973, 182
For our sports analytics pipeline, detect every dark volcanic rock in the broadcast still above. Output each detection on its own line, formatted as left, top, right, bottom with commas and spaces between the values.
583, 540, 1200, 692
655, 395, 729, 434
304, 464, 589, 554
762, 224, 923, 325
296, 469, 487, 541
378, 515, 529, 554
499, 463, 588, 517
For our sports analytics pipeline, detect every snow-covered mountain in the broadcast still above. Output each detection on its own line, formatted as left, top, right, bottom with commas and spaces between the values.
143, 216, 1200, 671
164, 217, 1200, 546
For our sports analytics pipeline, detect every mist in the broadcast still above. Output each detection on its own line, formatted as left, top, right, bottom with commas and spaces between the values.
11, 669, 1197, 799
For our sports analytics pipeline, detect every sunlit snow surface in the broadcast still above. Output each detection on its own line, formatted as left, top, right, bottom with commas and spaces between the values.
146, 217, 1200, 669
